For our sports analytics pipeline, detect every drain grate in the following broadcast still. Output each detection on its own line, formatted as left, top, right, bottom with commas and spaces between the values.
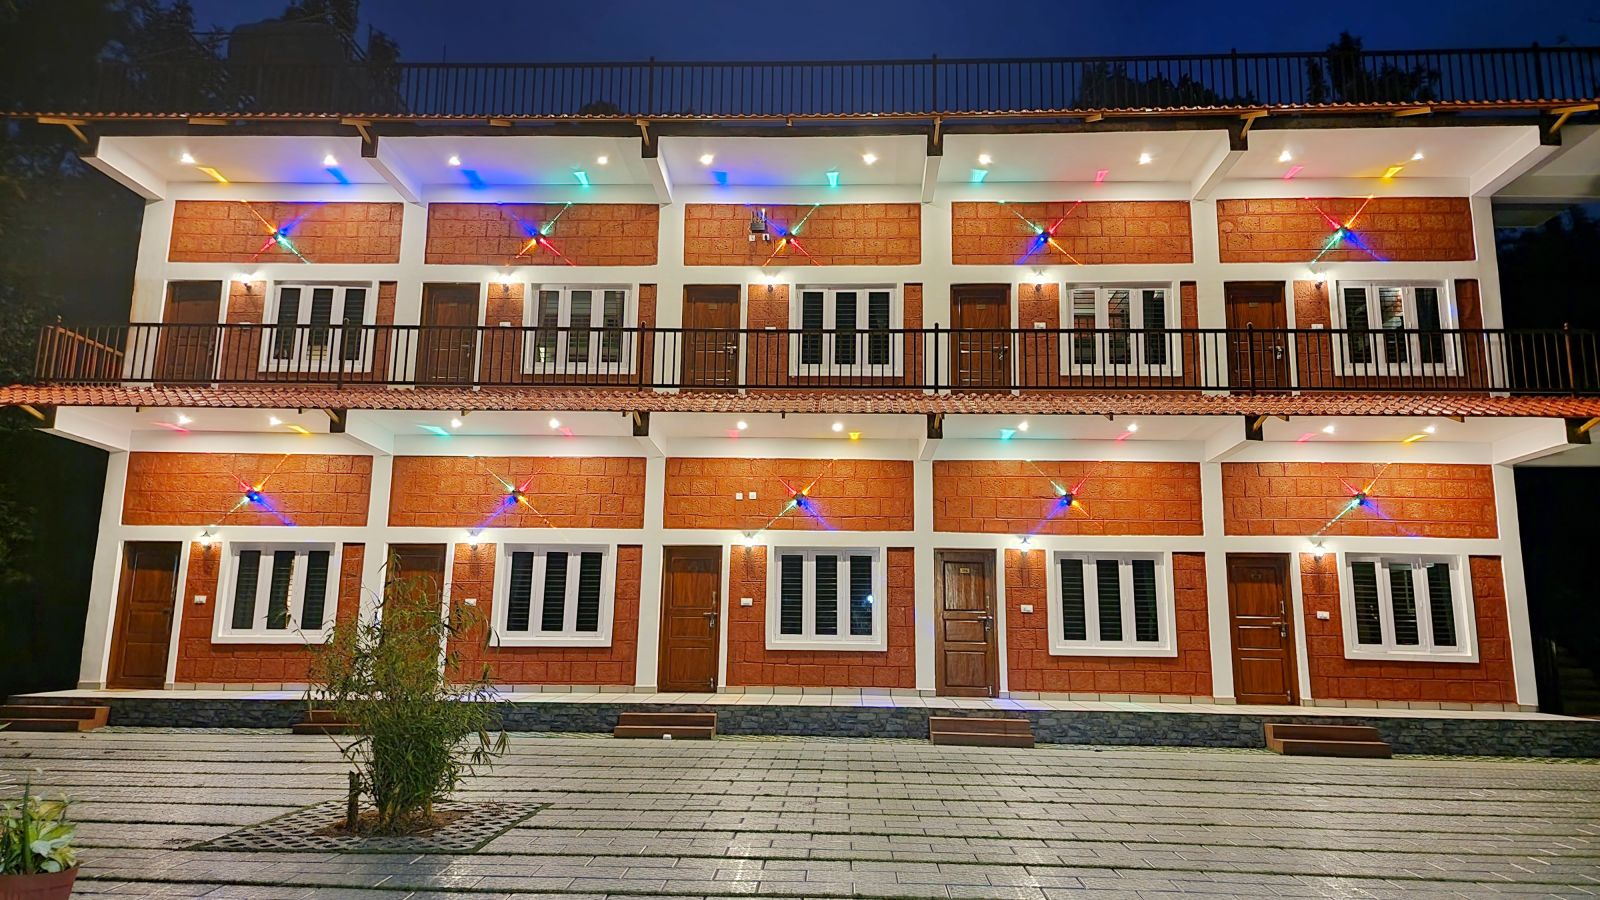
191, 799, 544, 854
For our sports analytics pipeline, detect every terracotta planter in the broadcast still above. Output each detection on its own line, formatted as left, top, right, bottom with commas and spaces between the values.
0, 867, 77, 900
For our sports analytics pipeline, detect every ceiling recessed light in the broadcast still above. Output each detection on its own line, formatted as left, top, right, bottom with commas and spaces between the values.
176, 414, 193, 425
179, 151, 196, 165
1125, 422, 1138, 433
1423, 424, 1437, 434
450, 418, 463, 429
699, 153, 715, 166
1322, 424, 1336, 434
831, 421, 844, 433
596, 154, 609, 165
861, 152, 878, 165
736, 420, 748, 431
268, 415, 283, 426
322, 154, 338, 167
1017, 421, 1030, 432
977, 153, 992, 166
1411, 150, 1425, 161
1278, 148, 1293, 163
447, 155, 461, 167
548, 417, 562, 429
1138, 152, 1152, 165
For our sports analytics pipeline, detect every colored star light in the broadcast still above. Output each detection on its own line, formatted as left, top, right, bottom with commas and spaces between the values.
508, 203, 577, 266
1003, 201, 1084, 266
1306, 196, 1383, 266
754, 204, 824, 267
239, 201, 313, 264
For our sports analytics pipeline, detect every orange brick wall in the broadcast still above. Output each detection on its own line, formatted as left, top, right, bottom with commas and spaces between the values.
175, 542, 363, 684
1299, 553, 1515, 703
726, 546, 916, 689
1221, 463, 1496, 538
447, 543, 642, 687
1005, 550, 1212, 696
388, 457, 646, 529
1015, 281, 1200, 387
168, 200, 403, 264
933, 461, 1203, 535
663, 458, 914, 531
684, 203, 920, 266
952, 201, 1193, 265
1217, 197, 1474, 263
424, 203, 659, 266
123, 453, 371, 527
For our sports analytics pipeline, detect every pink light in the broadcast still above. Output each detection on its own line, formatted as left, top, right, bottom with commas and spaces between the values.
1115, 430, 1133, 442
1283, 165, 1304, 180
154, 422, 189, 433
1296, 432, 1315, 443
558, 427, 574, 438
1094, 169, 1108, 184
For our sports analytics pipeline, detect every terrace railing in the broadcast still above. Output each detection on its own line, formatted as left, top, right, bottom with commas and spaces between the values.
38, 46, 1600, 119
33, 323, 1600, 396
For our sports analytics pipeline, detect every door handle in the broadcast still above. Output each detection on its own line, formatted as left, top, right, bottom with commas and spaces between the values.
1278, 598, 1288, 638
980, 614, 994, 636
1273, 344, 1285, 360
704, 610, 718, 630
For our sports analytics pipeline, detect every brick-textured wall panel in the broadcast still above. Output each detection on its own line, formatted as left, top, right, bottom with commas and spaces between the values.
663, 458, 914, 531
482, 283, 524, 381
388, 456, 646, 529
169, 200, 403, 264
1221, 462, 1497, 538
123, 453, 371, 527
446, 543, 642, 687
952, 201, 1193, 265
217, 281, 267, 381
425, 203, 660, 266
933, 461, 1203, 536
1005, 550, 1212, 695
1294, 279, 1492, 390
726, 546, 915, 688
1217, 197, 1475, 263
684, 203, 920, 266
742, 283, 924, 388
1299, 553, 1515, 703
175, 542, 363, 685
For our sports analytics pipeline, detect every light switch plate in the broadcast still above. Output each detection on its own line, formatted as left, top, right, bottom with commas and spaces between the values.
735, 491, 743, 500
464, 597, 477, 606
1020, 603, 1034, 613
749, 491, 757, 500
740, 597, 753, 607
194, 594, 207, 605
1315, 610, 1330, 620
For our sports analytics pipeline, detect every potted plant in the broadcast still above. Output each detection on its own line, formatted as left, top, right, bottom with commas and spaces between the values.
0, 784, 78, 899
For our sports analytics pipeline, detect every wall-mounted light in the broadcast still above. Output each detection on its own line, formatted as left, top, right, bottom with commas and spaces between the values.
1309, 537, 1326, 560
198, 530, 216, 548
447, 155, 461, 167
861, 152, 878, 165
180, 151, 196, 165
466, 529, 482, 549
699, 153, 715, 166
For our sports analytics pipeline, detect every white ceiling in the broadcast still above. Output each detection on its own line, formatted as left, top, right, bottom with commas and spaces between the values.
657, 134, 928, 187
940, 131, 1222, 184
1232, 126, 1525, 181
381, 135, 648, 186
113, 135, 381, 185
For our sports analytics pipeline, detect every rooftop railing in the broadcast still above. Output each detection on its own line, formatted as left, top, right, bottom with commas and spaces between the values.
23, 46, 1598, 119
34, 323, 1600, 396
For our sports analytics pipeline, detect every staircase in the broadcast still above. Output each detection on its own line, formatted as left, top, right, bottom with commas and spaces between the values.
613, 711, 716, 739
0, 704, 109, 733
928, 716, 1035, 748
1264, 723, 1392, 758
290, 708, 358, 735
1553, 646, 1600, 717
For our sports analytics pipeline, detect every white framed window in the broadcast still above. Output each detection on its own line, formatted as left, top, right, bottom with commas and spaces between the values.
791, 286, 901, 376
1045, 551, 1176, 657
213, 543, 340, 643
1058, 284, 1180, 375
1340, 553, 1477, 661
523, 285, 635, 375
492, 544, 615, 647
1331, 281, 1455, 376
766, 547, 887, 651
261, 283, 375, 373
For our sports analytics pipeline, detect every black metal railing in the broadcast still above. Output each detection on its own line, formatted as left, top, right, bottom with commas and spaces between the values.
33, 323, 1600, 396
37, 46, 1599, 118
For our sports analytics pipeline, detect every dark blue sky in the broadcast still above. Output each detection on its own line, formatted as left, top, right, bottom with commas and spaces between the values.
190, 0, 1600, 61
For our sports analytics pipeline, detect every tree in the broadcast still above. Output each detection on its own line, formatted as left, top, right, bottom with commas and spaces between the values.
1306, 32, 1438, 105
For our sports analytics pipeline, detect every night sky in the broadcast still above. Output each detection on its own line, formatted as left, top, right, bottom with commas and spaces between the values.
188, 0, 1600, 61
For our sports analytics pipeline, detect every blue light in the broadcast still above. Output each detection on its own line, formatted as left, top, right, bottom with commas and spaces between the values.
712, 170, 729, 186
970, 168, 989, 184
826, 170, 840, 188
245, 489, 263, 504
573, 170, 590, 188
325, 166, 350, 185
418, 424, 450, 437
461, 169, 488, 190
999, 428, 1017, 441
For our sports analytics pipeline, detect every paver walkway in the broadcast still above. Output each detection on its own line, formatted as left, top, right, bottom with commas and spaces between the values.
2, 730, 1598, 898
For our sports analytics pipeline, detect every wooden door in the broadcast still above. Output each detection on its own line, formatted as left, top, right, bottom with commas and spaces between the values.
386, 543, 448, 598
156, 281, 222, 382
657, 546, 722, 692
1224, 282, 1291, 390
417, 284, 480, 384
107, 541, 182, 689
951, 285, 1012, 388
681, 285, 741, 388
1225, 553, 1299, 705
934, 550, 998, 697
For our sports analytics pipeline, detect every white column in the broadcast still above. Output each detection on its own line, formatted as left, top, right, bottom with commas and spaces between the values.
633, 455, 667, 689
77, 452, 130, 688
1199, 460, 1234, 701
912, 457, 937, 692
1492, 464, 1538, 708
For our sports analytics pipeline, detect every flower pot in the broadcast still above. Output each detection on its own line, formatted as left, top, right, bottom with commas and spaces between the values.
0, 867, 77, 900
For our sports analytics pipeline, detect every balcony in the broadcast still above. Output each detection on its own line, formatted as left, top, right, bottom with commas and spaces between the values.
33, 323, 1600, 397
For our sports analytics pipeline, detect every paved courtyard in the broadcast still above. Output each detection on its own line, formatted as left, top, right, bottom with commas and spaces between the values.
2, 730, 1598, 899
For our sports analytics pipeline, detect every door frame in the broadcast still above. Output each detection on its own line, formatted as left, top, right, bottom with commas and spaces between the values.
933, 548, 1000, 698
106, 540, 185, 690
1224, 551, 1301, 706
680, 284, 742, 388
949, 283, 1013, 389
1222, 280, 1292, 390
656, 545, 724, 692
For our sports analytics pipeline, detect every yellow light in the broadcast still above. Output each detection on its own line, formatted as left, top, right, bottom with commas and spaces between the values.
848, 432, 861, 441
287, 424, 311, 435
1382, 165, 1404, 179
1403, 433, 1426, 444
197, 166, 228, 184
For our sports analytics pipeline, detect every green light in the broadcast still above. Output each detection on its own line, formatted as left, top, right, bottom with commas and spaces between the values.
826, 170, 839, 188
573, 170, 590, 187
970, 168, 988, 184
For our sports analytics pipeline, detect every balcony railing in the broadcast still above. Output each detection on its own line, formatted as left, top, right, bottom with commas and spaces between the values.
33, 323, 1600, 396
29, 47, 1599, 119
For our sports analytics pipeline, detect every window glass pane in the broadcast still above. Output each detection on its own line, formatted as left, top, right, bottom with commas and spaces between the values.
273, 287, 301, 360
834, 291, 858, 366
1342, 287, 1371, 365
266, 550, 296, 630
799, 292, 824, 366
534, 290, 560, 363
1071, 289, 1097, 365
308, 287, 335, 352
1415, 287, 1445, 364
1059, 558, 1086, 641
1132, 559, 1159, 642
540, 551, 568, 632
779, 555, 804, 635
341, 288, 366, 361
1388, 562, 1420, 645
567, 290, 592, 363
231, 550, 261, 630
1350, 561, 1383, 644
867, 291, 892, 366
506, 552, 534, 632
1106, 289, 1131, 365
1096, 559, 1123, 642
1378, 286, 1407, 363
575, 552, 603, 632
301, 550, 330, 631
814, 554, 838, 636
600, 289, 626, 364
1426, 563, 1457, 647
849, 555, 874, 637
1142, 290, 1168, 366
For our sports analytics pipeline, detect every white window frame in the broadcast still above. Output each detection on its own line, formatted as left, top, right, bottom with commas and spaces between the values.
1045, 551, 1176, 657
1330, 281, 1456, 377
1338, 553, 1478, 662
212, 542, 341, 644
522, 284, 637, 375
765, 546, 888, 651
491, 543, 616, 648
789, 285, 903, 377
1057, 283, 1182, 376
259, 282, 377, 374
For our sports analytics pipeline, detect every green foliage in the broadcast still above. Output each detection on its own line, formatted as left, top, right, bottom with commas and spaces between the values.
1306, 32, 1438, 105
0, 785, 78, 875
307, 564, 507, 833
